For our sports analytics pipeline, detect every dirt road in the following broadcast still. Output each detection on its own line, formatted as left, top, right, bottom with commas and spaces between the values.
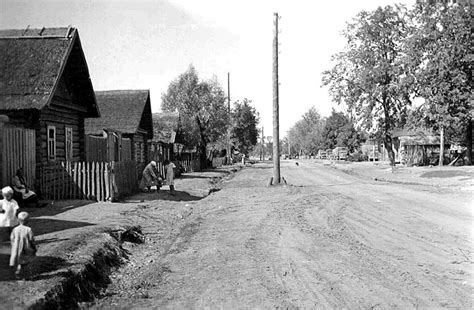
92, 161, 473, 309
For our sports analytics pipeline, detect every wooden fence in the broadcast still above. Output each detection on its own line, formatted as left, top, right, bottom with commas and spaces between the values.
39, 161, 138, 201
177, 153, 201, 172
85, 133, 132, 162
1, 127, 36, 188
85, 136, 108, 162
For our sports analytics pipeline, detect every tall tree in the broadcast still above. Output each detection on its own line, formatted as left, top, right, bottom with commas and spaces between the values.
161, 65, 230, 168
322, 110, 364, 152
231, 99, 260, 156
402, 2, 472, 165
287, 107, 325, 156
322, 5, 411, 166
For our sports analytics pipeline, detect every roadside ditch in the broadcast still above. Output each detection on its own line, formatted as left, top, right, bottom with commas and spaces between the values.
29, 165, 243, 309
28, 226, 144, 309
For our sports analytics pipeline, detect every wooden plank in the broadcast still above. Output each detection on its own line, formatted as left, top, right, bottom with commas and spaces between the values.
84, 162, 89, 199
69, 162, 73, 199
101, 162, 105, 201
91, 162, 96, 200
102, 162, 106, 201
72, 162, 77, 199
97, 162, 102, 201
79, 162, 84, 199
104, 162, 110, 201
61, 162, 65, 199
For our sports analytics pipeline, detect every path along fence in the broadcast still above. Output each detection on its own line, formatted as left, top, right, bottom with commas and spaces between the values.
39, 161, 137, 201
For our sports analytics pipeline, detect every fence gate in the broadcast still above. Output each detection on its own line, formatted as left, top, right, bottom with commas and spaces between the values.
1, 128, 36, 188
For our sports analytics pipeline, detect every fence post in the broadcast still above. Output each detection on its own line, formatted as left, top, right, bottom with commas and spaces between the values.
105, 162, 110, 201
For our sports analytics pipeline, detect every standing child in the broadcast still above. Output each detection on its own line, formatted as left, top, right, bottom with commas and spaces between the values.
10, 211, 36, 279
164, 159, 176, 195
0, 186, 20, 238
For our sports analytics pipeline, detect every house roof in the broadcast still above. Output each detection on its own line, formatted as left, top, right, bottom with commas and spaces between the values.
152, 112, 180, 143
85, 90, 153, 137
399, 135, 449, 146
0, 27, 99, 116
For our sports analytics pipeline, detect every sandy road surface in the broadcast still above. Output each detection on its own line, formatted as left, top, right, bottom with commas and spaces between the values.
92, 161, 473, 309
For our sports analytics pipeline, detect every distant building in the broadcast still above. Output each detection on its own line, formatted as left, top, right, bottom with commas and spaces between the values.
85, 90, 153, 167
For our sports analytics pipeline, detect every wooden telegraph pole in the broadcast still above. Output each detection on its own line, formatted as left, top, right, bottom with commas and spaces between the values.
261, 126, 264, 162
272, 12, 281, 184
227, 72, 231, 164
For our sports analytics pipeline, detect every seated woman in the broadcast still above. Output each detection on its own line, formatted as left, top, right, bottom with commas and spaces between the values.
12, 168, 38, 206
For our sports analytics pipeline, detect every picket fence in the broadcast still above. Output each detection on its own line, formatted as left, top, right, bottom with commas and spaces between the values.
178, 156, 201, 173
40, 161, 137, 201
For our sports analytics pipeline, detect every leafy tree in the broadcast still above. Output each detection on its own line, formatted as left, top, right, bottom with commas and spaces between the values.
161, 65, 230, 168
322, 110, 364, 152
402, 2, 472, 165
231, 99, 260, 156
322, 5, 411, 166
287, 107, 325, 156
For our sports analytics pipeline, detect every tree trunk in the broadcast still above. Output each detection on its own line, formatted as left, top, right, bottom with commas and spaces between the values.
439, 126, 444, 167
466, 119, 472, 165
384, 134, 396, 166
195, 116, 208, 169
381, 95, 395, 167
199, 144, 207, 169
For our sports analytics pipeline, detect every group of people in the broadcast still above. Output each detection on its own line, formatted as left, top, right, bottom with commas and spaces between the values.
0, 162, 178, 279
0, 186, 37, 279
140, 159, 176, 195
0, 168, 39, 279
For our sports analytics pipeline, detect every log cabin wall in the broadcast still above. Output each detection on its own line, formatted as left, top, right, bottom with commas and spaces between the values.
130, 133, 148, 164
39, 104, 84, 164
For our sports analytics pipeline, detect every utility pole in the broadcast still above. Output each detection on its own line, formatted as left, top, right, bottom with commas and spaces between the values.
227, 72, 231, 164
261, 126, 264, 162
227, 72, 231, 112
272, 12, 281, 184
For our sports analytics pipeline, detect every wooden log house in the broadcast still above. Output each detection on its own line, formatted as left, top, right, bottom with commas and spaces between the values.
84, 90, 153, 173
0, 27, 100, 189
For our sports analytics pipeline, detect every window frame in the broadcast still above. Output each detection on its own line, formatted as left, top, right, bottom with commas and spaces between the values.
65, 126, 73, 161
47, 125, 57, 161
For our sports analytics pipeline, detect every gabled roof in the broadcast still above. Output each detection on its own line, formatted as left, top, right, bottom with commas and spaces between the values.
85, 90, 153, 137
0, 27, 99, 116
152, 112, 180, 144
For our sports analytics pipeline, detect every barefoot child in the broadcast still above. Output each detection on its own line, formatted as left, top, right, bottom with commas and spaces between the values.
10, 211, 37, 278
164, 159, 176, 195
0, 186, 20, 238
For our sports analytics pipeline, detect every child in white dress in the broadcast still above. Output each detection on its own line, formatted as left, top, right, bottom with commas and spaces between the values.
0, 186, 20, 236
10, 211, 37, 279
164, 160, 176, 195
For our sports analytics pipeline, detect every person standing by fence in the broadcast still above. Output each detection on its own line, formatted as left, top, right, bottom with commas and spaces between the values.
164, 159, 176, 195
139, 161, 162, 193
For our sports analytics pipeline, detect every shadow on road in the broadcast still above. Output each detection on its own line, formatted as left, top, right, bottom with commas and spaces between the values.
30, 218, 95, 236
124, 190, 206, 203
23, 200, 94, 218
0, 250, 70, 281
420, 170, 473, 179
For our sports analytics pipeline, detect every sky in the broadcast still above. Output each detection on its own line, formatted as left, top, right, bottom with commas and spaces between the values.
1, 0, 414, 137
